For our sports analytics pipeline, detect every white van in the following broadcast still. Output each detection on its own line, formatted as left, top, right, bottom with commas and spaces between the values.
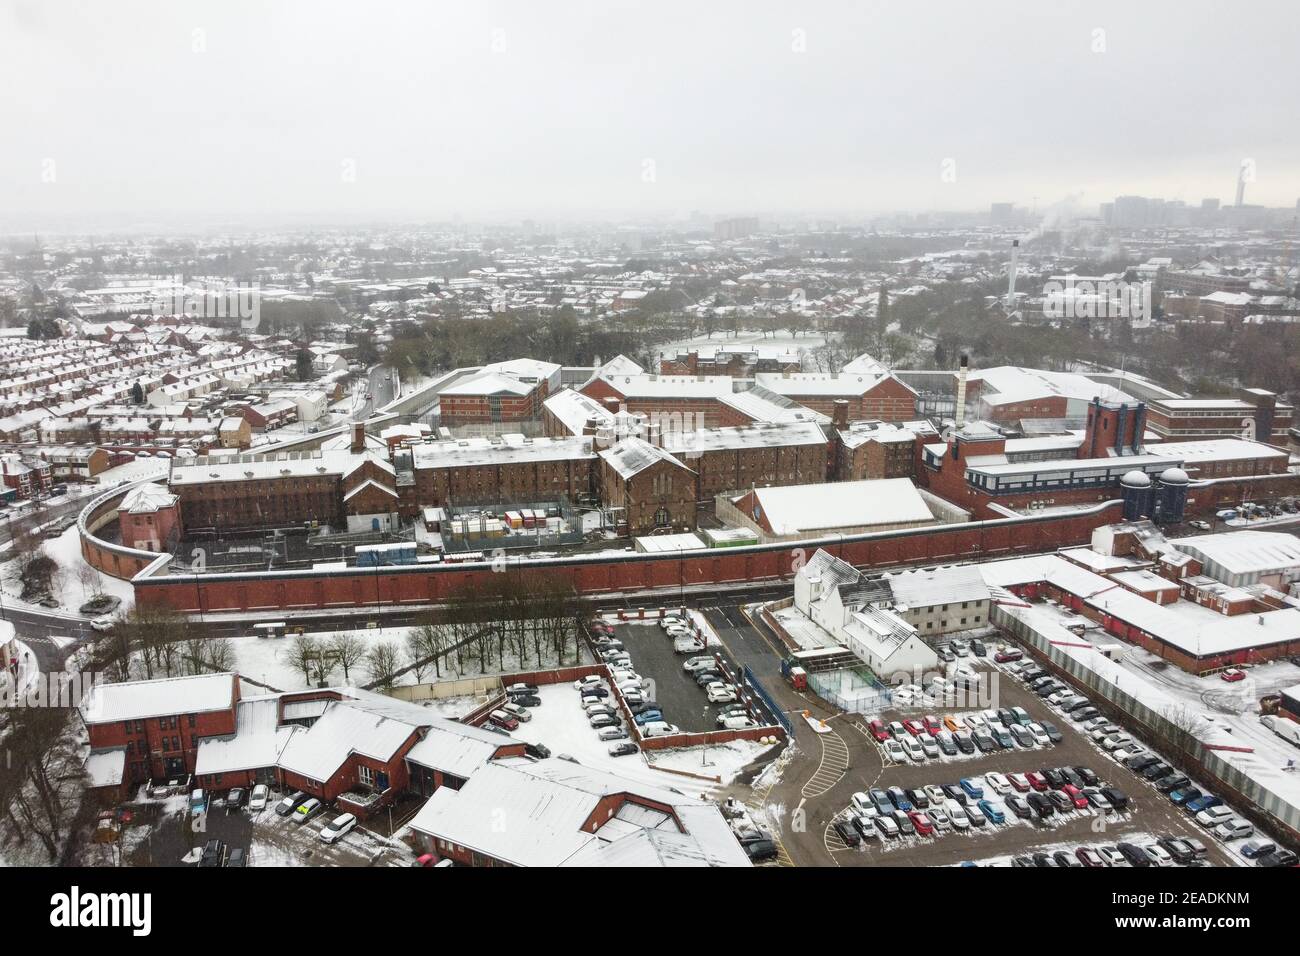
719, 715, 757, 730
502, 702, 532, 722
640, 721, 681, 738
674, 636, 705, 654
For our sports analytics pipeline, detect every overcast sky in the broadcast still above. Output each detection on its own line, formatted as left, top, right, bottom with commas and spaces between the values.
2, 0, 1297, 232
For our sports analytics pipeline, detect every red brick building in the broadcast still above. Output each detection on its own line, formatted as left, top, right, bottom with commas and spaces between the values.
598, 436, 697, 532
752, 371, 918, 421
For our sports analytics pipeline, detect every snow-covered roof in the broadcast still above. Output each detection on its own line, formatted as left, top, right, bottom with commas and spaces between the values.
120, 483, 178, 513
600, 436, 692, 480
744, 477, 933, 536
661, 420, 827, 455
884, 563, 990, 608
410, 434, 594, 470
1172, 532, 1300, 577
753, 371, 901, 397
543, 387, 616, 435
406, 759, 749, 867
718, 387, 830, 424
1138, 439, 1287, 464
84, 748, 126, 788
82, 673, 236, 724
968, 366, 1133, 407
196, 697, 296, 776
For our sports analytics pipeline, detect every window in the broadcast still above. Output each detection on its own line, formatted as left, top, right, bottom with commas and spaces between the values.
358, 765, 375, 787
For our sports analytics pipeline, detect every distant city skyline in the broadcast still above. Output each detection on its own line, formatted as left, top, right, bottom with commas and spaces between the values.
3, 0, 1299, 232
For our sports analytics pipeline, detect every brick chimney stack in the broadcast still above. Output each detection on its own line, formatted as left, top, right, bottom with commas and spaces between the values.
350, 421, 366, 453
832, 399, 849, 429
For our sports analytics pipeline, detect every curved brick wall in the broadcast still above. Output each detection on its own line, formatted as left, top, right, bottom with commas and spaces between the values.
78, 478, 172, 582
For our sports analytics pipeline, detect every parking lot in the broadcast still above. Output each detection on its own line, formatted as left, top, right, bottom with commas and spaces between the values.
610, 618, 742, 733
120, 789, 415, 867
822, 658, 1238, 867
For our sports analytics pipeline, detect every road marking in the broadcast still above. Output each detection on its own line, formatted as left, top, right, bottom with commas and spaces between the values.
801, 726, 850, 798
746, 776, 795, 867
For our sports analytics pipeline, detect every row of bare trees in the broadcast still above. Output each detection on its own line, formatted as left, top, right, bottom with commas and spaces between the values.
92, 605, 233, 682
280, 571, 591, 691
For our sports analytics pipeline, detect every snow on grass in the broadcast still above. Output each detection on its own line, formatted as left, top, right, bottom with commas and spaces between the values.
645, 737, 779, 784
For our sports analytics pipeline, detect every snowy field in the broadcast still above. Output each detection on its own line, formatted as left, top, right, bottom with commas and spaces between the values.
228, 624, 594, 693
663, 329, 831, 357
0, 525, 135, 616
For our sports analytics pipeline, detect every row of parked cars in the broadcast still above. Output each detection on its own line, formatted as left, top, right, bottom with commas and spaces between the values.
868, 706, 1062, 763
658, 612, 706, 655
573, 674, 664, 752
1003, 655, 1299, 867
1004, 836, 1212, 868
836, 763, 1131, 847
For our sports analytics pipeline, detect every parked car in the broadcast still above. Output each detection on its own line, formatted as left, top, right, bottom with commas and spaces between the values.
1101, 786, 1130, 810
883, 740, 907, 762
1220, 668, 1246, 683
608, 742, 639, 757
590, 713, 620, 729
1076, 847, 1106, 868
977, 799, 1005, 824
1239, 839, 1276, 860
867, 718, 889, 742
1082, 787, 1112, 812
908, 811, 935, 836
489, 710, 519, 731
597, 725, 628, 741
1006, 795, 1033, 819
249, 784, 270, 812
198, 838, 226, 868
1214, 818, 1254, 841
320, 813, 357, 844
833, 819, 861, 847
225, 847, 247, 868
275, 790, 308, 817
293, 798, 323, 825
226, 787, 246, 810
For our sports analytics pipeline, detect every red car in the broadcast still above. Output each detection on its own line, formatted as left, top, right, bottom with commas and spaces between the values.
868, 718, 889, 742
1075, 847, 1106, 868
1025, 771, 1049, 792
903, 719, 926, 737
908, 810, 935, 836
1007, 773, 1031, 793
1061, 783, 1089, 809
922, 715, 942, 736
994, 649, 1023, 663
1220, 668, 1246, 683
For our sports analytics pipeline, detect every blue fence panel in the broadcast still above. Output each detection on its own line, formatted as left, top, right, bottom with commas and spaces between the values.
742, 665, 794, 736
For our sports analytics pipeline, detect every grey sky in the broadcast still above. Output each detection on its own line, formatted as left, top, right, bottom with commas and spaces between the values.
2, 0, 1297, 231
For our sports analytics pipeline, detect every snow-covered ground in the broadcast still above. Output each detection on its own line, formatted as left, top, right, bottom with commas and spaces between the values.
510, 682, 778, 797
662, 329, 830, 360
228, 624, 593, 692
0, 525, 135, 616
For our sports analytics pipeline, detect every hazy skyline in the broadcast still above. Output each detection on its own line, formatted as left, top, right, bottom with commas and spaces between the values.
3, 0, 1298, 233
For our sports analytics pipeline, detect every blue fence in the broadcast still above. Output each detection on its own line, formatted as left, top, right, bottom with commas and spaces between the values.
742, 665, 794, 736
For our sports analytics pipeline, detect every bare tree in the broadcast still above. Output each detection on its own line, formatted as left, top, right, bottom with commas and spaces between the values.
328, 633, 366, 683
287, 634, 320, 685
365, 641, 400, 690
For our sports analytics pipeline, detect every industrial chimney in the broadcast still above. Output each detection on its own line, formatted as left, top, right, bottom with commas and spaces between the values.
1006, 239, 1020, 314
955, 354, 969, 427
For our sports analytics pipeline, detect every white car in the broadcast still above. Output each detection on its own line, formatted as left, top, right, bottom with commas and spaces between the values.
683, 657, 715, 672
1027, 723, 1051, 746
319, 812, 357, 844
248, 784, 270, 811
90, 617, 114, 632
927, 805, 952, 831
924, 785, 948, 806
1195, 806, 1235, 829
1144, 843, 1175, 867
1214, 818, 1254, 841
573, 675, 603, 691
985, 772, 1011, 794
883, 740, 906, 762
850, 791, 873, 814
900, 737, 925, 762
706, 683, 737, 704
659, 615, 688, 629
945, 800, 970, 830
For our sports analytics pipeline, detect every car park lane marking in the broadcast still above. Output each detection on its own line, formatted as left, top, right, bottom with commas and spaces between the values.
745, 778, 795, 867
801, 725, 850, 798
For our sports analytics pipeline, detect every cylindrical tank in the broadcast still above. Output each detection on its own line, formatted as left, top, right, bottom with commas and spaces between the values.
1155, 467, 1189, 524
1120, 469, 1152, 521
